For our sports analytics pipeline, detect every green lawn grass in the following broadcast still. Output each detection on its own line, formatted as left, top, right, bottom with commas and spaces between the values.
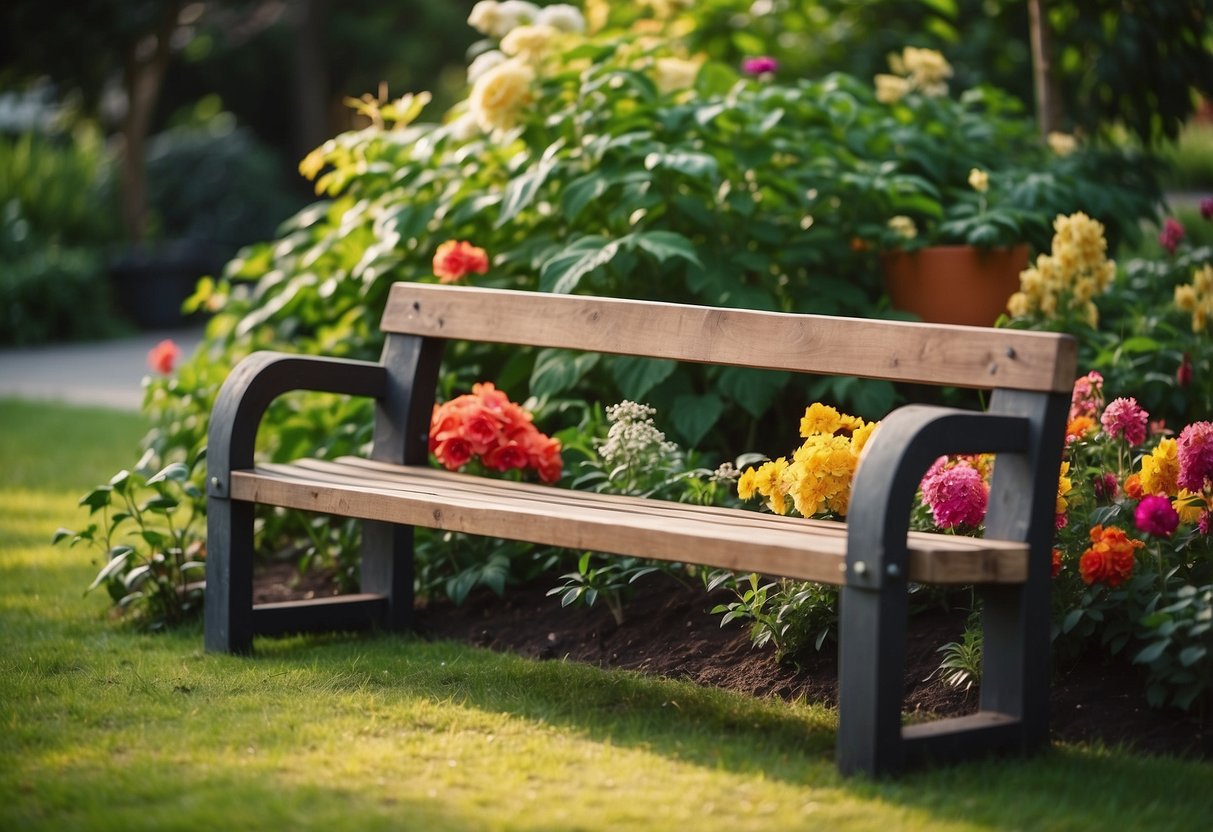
2, 397, 1212, 831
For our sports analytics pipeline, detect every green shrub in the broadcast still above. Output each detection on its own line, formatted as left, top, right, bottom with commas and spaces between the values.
95, 2, 1162, 621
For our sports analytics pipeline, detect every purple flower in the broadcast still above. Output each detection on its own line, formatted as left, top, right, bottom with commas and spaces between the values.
1159, 217, 1185, 254
1135, 495, 1179, 537
742, 56, 778, 76
1093, 471, 1119, 502
1101, 397, 1149, 446
1201, 196, 1213, 221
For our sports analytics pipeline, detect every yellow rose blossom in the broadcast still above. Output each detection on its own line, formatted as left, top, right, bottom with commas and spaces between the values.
1174, 264, 1213, 333
874, 73, 910, 103
653, 57, 700, 93
887, 215, 917, 239
1139, 438, 1179, 496
469, 58, 534, 132
1047, 131, 1077, 156
500, 23, 559, 65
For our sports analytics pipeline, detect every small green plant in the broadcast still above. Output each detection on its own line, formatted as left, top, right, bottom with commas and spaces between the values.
709, 571, 839, 665
932, 612, 983, 693
54, 452, 207, 630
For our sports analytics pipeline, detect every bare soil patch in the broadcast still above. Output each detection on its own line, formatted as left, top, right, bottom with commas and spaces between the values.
255, 564, 1211, 760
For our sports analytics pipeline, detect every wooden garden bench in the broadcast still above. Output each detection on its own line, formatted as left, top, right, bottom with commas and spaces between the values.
204, 283, 1077, 777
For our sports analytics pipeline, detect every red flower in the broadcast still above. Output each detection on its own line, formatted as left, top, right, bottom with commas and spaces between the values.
1079, 525, 1142, 588
428, 381, 562, 481
1135, 495, 1179, 537
1200, 196, 1213, 221
1051, 548, 1062, 578
1159, 217, 1185, 255
1177, 353, 1193, 387
433, 240, 490, 283
147, 339, 180, 375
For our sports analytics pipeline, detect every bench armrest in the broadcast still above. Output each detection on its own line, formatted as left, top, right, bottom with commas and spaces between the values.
207, 351, 387, 498
845, 405, 1031, 589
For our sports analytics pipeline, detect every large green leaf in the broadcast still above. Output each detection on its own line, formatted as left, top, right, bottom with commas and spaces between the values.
609, 356, 677, 401
631, 230, 703, 268
497, 156, 557, 228
717, 367, 790, 419
561, 173, 608, 222
671, 392, 724, 447
643, 150, 719, 180
539, 236, 621, 294
530, 349, 600, 398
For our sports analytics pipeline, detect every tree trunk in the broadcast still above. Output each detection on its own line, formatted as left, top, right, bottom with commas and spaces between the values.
291, 0, 332, 161
1027, 0, 1063, 138
119, 3, 180, 244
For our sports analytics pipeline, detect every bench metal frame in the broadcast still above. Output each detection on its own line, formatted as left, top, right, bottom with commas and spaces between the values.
205, 284, 1074, 777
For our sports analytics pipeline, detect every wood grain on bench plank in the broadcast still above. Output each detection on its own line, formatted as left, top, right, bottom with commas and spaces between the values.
380, 283, 1076, 394
230, 458, 1029, 586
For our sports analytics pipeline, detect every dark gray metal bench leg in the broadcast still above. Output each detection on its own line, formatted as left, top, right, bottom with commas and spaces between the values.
361, 520, 414, 631
204, 497, 255, 654
837, 583, 909, 777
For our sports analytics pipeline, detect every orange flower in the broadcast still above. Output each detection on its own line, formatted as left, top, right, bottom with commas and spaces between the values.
1065, 415, 1096, 443
1123, 473, 1144, 500
147, 339, 180, 375
1078, 524, 1142, 588
1051, 548, 1062, 578
433, 240, 490, 283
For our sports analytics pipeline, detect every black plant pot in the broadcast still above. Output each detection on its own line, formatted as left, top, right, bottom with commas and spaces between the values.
109, 240, 224, 330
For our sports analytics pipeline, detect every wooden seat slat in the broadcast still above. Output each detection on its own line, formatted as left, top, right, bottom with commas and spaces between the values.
234, 459, 1028, 586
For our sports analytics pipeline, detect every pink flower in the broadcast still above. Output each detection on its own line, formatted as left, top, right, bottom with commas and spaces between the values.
1159, 217, 1185, 254
1200, 511, 1212, 536
1135, 494, 1179, 537
742, 56, 778, 75
147, 339, 180, 375
1068, 371, 1104, 421
921, 460, 988, 528
1177, 421, 1213, 492
1101, 397, 1148, 446
1201, 196, 1213, 220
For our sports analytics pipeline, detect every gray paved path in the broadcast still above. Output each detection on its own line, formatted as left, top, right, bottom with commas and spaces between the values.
0, 327, 206, 412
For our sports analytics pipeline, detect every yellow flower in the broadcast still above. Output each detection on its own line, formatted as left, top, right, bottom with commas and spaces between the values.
1006, 291, 1030, 318
1175, 264, 1213, 333
874, 73, 910, 104
887, 215, 917, 240
653, 57, 700, 93
799, 402, 843, 437
1139, 438, 1179, 496
1174, 490, 1205, 525
1056, 461, 1072, 516
968, 168, 989, 193
901, 46, 952, 95
1047, 131, 1077, 156
500, 23, 559, 65
469, 58, 534, 132
737, 467, 758, 501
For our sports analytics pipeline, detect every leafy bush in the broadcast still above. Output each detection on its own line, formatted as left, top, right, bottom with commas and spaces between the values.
92, 1, 1163, 622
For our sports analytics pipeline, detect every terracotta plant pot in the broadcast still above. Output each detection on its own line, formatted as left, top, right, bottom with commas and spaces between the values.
880, 244, 1030, 328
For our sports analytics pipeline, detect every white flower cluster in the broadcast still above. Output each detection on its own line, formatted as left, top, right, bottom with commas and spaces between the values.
598, 401, 682, 474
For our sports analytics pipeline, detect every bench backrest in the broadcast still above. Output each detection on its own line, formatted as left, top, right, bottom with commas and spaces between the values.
380, 283, 1076, 393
